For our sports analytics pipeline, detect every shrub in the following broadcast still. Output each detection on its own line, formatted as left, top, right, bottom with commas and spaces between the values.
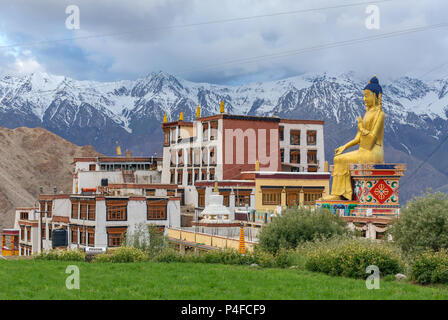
389, 191, 448, 256
299, 237, 403, 279
151, 248, 189, 263
93, 247, 147, 263
258, 207, 349, 254
35, 249, 85, 261
410, 249, 448, 285
200, 249, 250, 265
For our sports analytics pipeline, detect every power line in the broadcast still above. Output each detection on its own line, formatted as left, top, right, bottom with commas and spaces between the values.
8, 21, 448, 99
0, 0, 396, 51
175, 22, 448, 76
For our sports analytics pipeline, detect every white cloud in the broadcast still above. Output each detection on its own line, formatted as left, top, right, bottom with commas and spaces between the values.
0, 0, 447, 83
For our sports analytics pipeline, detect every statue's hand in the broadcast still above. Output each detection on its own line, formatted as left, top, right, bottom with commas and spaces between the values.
335, 146, 345, 156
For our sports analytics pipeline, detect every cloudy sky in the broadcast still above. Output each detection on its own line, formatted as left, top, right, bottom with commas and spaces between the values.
0, 0, 447, 84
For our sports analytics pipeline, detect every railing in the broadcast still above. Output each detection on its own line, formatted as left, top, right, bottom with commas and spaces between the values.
168, 228, 256, 251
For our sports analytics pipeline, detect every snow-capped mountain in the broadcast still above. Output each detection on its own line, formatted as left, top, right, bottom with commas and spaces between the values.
0, 70, 447, 202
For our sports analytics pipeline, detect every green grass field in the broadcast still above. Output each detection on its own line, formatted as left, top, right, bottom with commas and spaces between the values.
1, 259, 448, 299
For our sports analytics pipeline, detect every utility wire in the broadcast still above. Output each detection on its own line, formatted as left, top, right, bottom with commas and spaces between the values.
5, 22, 448, 99
0, 0, 396, 51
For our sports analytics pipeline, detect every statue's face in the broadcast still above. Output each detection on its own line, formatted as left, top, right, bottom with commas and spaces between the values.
363, 89, 375, 108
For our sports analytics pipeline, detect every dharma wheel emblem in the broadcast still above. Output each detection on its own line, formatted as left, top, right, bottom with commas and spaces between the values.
370, 179, 393, 204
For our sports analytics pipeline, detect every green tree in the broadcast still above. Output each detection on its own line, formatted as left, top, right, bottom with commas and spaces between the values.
257, 207, 349, 254
390, 191, 448, 256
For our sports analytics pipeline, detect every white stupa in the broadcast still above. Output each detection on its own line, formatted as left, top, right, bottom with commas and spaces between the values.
199, 182, 234, 223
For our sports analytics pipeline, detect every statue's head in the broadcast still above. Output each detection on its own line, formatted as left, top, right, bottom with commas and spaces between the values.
363, 75, 382, 109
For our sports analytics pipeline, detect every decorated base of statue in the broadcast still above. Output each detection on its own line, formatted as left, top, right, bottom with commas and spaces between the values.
316, 163, 406, 217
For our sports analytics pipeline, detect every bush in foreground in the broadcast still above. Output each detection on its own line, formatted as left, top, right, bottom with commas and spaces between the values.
299, 237, 403, 279
410, 249, 448, 285
258, 207, 349, 254
93, 247, 147, 263
35, 249, 85, 261
389, 191, 448, 257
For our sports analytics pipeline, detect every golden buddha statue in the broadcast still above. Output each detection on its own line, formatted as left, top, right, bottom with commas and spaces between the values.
324, 76, 385, 200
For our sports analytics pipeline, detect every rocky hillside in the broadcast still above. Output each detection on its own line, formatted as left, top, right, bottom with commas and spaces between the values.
0, 127, 100, 231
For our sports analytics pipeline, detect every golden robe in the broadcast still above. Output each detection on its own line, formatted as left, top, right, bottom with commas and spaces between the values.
331, 107, 385, 200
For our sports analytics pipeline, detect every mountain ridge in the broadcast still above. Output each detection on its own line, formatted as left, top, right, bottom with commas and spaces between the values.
1, 70, 447, 203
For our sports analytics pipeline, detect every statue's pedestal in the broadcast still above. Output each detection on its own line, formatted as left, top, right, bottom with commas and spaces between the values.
350, 163, 406, 217
316, 163, 406, 218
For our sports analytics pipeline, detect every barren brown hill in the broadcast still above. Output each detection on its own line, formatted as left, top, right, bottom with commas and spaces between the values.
0, 126, 101, 232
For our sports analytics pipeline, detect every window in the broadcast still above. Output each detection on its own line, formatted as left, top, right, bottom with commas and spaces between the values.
107, 228, 127, 247
42, 224, 46, 240
210, 121, 218, 140
307, 130, 317, 145
164, 129, 170, 146
20, 212, 29, 220
290, 130, 300, 145
178, 149, 184, 166
88, 202, 96, 220
80, 228, 86, 245
290, 149, 300, 164
147, 200, 167, 220
26, 227, 31, 241
20, 226, 24, 240
304, 190, 323, 205
80, 203, 88, 220
201, 169, 207, 181
262, 189, 282, 205
188, 149, 192, 166
106, 200, 127, 221
198, 189, 205, 207
146, 189, 155, 196
71, 201, 79, 219
209, 168, 215, 181
177, 170, 183, 185
280, 149, 284, 162
187, 170, 192, 185
202, 147, 208, 165
307, 150, 317, 164
235, 190, 251, 207
45, 201, 52, 217
71, 226, 78, 244
170, 170, 175, 184
167, 189, 176, 197
89, 164, 96, 171
88, 228, 95, 246
170, 150, 176, 167
202, 123, 209, 141
194, 169, 199, 182
279, 126, 284, 141
210, 147, 216, 165
170, 128, 176, 143
194, 149, 200, 166
219, 190, 230, 207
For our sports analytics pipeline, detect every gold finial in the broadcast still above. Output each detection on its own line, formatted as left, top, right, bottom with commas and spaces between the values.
220, 100, 224, 113
125, 149, 132, 158
324, 160, 329, 172
214, 181, 218, 193
255, 159, 260, 171
196, 104, 201, 118
179, 112, 184, 121
163, 113, 167, 123
115, 141, 122, 156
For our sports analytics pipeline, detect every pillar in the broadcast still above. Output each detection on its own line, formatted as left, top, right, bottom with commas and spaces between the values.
299, 188, 305, 207
281, 187, 286, 210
